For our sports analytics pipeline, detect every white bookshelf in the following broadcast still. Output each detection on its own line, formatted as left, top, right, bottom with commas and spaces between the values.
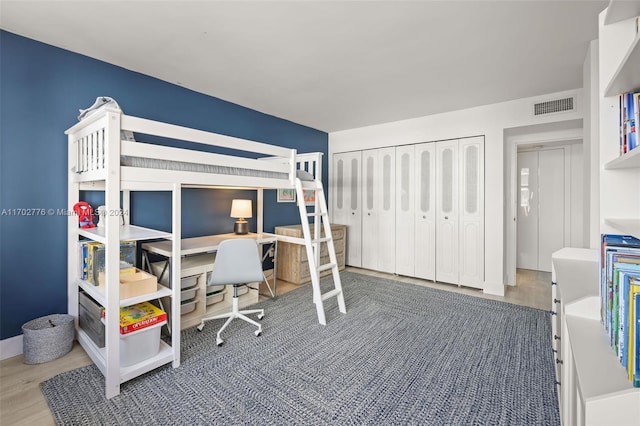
552, 250, 640, 426
604, 146, 640, 169
567, 2, 640, 425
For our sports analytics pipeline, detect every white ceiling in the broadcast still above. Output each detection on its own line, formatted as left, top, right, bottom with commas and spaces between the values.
0, 1, 608, 132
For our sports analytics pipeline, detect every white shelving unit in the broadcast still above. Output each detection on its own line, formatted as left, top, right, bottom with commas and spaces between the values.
67, 115, 182, 399
555, 2, 640, 425
552, 249, 640, 426
599, 2, 640, 239
68, 220, 180, 399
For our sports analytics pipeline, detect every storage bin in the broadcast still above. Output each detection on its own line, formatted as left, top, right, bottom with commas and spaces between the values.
206, 283, 224, 294
98, 268, 158, 300
181, 297, 197, 315
180, 285, 198, 302
120, 320, 164, 367
181, 275, 198, 289
22, 314, 75, 364
150, 261, 203, 289
236, 285, 249, 296
206, 291, 225, 306
78, 291, 105, 348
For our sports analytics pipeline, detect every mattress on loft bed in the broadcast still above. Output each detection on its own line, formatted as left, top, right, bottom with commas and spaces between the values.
120, 156, 315, 181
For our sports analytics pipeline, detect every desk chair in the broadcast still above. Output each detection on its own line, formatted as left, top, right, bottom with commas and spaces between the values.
196, 239, 265, 346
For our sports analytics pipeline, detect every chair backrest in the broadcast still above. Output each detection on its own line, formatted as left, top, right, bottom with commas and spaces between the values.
209, 239, 264, 286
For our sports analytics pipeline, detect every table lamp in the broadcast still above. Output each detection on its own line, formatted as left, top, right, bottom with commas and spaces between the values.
230, 199, 252, 235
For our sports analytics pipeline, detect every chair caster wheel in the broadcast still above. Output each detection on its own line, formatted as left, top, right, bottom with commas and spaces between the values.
257, 313, 264, 320
197, 323, 204, 332
255, 330, 262, 337
216, 338, 224, 346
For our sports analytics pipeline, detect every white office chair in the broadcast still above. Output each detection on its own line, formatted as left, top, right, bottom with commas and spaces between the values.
196, 239, 265, 346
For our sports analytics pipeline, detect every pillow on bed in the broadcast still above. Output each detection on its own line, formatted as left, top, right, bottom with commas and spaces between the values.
296, 170, 315, 181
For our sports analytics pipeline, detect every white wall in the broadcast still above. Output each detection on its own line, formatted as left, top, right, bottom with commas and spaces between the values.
329, 89, 584, 296
583, 39, 600, 249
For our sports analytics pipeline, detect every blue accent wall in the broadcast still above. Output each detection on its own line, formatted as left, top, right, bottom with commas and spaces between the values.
0, 31, 328, 340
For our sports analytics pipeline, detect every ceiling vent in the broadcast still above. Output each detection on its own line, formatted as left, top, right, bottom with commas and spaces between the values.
533, 96, 576, 116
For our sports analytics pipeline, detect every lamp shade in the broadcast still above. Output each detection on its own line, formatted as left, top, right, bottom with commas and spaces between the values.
230, 199, 252, 219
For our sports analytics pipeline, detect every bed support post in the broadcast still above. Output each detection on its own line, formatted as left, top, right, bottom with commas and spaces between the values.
290, 149, 297, 187
257, 189, 264, 234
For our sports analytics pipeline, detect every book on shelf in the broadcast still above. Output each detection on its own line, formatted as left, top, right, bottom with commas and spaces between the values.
620, 91, 639, 154
119, 301, 166, 335
629, 280, 640, 384
625, 92, 637, 152
601, 234, 640, 388
78, 240, 136, 285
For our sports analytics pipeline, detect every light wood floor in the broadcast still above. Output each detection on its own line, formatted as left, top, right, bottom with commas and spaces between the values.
0, 268, 550, 425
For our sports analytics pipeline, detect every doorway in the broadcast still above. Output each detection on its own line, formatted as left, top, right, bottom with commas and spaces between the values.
516, 148, 565, 272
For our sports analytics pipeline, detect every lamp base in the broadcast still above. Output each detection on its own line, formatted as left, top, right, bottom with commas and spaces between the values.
234, 221, 249, 235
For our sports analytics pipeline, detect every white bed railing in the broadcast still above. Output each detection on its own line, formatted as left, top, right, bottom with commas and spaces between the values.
66, 109, 322, 186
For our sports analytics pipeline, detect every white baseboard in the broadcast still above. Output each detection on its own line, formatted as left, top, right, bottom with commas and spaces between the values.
0, 335, 23, 360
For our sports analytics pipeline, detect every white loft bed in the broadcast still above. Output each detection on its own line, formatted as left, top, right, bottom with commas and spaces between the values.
65, 107, 345, 399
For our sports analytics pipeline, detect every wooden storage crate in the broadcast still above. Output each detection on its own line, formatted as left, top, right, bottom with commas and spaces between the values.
275, 224, 346, 284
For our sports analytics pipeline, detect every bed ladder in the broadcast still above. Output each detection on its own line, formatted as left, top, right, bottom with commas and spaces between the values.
295, 178, 346, 325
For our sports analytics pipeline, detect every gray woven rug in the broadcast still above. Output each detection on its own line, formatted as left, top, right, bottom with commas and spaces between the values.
41, 271, 560, 425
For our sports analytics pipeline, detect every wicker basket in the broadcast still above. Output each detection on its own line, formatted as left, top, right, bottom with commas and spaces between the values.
22, 314, 75, 364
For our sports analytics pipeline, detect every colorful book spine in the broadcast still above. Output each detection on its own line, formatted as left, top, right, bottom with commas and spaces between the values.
600, 234, 640, 387
626, 92, 637, 151
633, 92, 640, 152
635, 292, 640, 387
629, 280, 640, 384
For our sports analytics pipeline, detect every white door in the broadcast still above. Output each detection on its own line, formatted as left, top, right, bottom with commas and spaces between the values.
414, 143, 436, 281
436, 140, 459, 285
396, 145, 415, 276
516, 151, 539, 270
516, 148, 565, 272
362, 148, 396, 273
459, 137, 484, 288
538, 149, 565, 272
332, 152, 362, 267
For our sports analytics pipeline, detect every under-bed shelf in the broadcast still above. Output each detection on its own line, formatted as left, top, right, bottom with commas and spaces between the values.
77, 328, 174, 382
77, 279, 172, 308
79, 225, 172, 244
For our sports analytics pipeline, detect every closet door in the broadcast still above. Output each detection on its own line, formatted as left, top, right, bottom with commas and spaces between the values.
414, 143, 436, 281
361, 147, 396, 273
436, 140, 459, 285
332, 152, 362, 267
459, 137, 484, 289
395, 145, 415, 276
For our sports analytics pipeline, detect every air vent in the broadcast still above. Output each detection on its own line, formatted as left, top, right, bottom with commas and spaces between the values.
533, 97, 575, 116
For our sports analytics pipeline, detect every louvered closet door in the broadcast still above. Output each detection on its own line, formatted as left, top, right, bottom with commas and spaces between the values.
436, 140, 459, 285
459, 137, 484, 288
332, 152, 362, 267
414, 143, 436, 281
361, 148, 396, 273
395, 145, 415, 276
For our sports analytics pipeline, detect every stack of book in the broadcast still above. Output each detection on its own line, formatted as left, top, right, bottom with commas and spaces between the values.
601, 234, 640, 387
619, 91, 639, 155
78, 240, 136, 285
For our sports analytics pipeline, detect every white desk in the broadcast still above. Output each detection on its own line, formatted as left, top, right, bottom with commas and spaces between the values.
141, 232, 279, 297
